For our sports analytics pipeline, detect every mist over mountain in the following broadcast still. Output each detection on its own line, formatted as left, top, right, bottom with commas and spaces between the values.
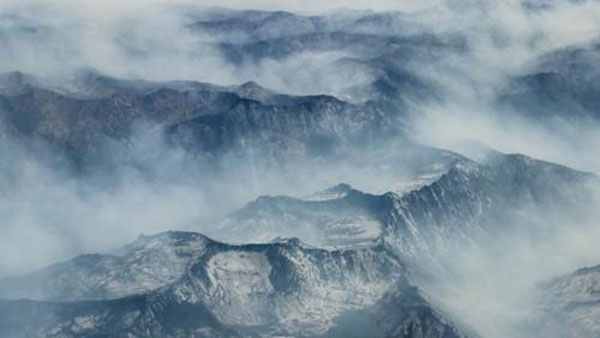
1, 0, 600, 337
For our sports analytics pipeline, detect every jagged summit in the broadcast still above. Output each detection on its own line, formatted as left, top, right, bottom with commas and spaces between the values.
324, 183, 353, 194
0, 70, 403, 166
306, 183, 354, 201
132, 230, 212, 245
217, 150, 598, 263
0, 228, 465, 338
2, 4, 600, 337
1, 147, 594, 337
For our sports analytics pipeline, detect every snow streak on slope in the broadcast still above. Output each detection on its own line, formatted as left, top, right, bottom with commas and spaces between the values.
1, 2, 600, 338
0, 231, 465, 337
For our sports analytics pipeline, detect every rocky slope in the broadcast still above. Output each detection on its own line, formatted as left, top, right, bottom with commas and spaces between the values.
0, 71, 402, 167
187, 9, 461, 105
498, 42, 600, 122
1, 149, 594, 337
0, 231, 464, 338
218, 151, 597, 263
1, 5, 600, 338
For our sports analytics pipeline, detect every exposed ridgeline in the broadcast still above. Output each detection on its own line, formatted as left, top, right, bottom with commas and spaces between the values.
2, 6, 600, 338
0, 149, 595, 337
188, 8, 600, 126
0, 232, 464, 338
498, 42, 600, 123
0, 71, 404, 168
0, 9, 468, 169
217, 150, 597, 264
189, 9, 460, 102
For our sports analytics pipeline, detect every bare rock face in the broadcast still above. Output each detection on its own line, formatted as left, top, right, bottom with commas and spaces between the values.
1, 148, 594, 337
0, 71, 403, 168
1, 5, 600, 338
0, 231, 466, 338
218, 151, 597, 262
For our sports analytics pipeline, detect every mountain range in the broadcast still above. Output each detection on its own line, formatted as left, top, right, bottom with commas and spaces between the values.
1, 3, 600, 338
